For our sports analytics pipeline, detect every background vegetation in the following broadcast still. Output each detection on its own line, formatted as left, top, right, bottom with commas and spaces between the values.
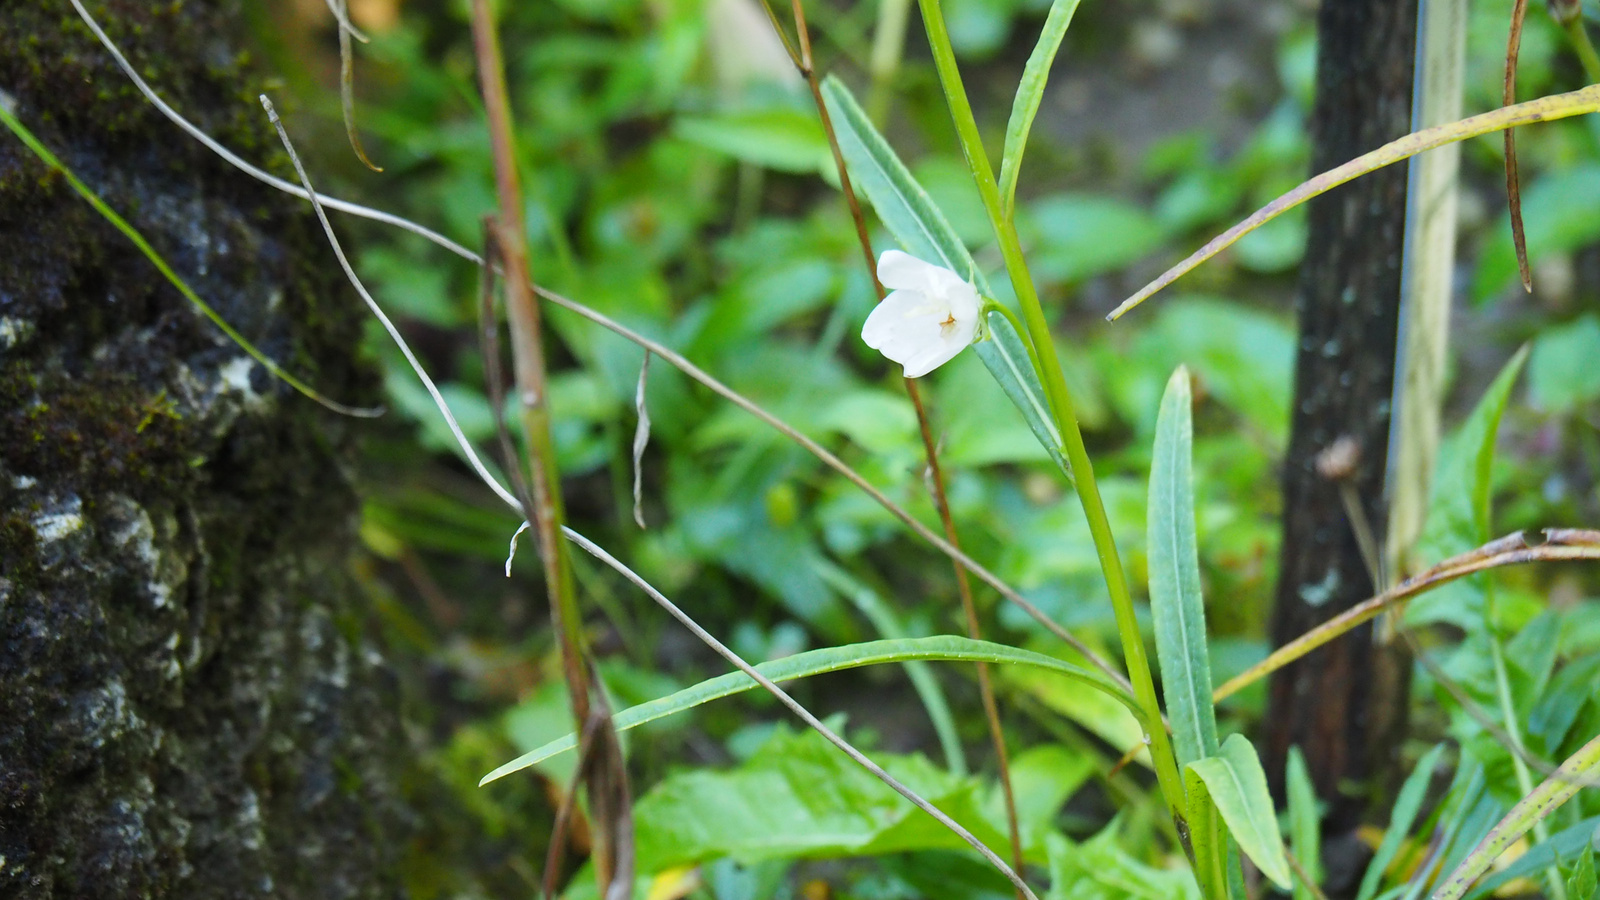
233, 0, 1600, 895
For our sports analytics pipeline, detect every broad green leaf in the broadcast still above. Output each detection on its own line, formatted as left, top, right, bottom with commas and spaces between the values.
1434, 733, 1600, 900
673, 108, 830, 174
1408, 346, 1529, 628
819, 75, 985, 291
1182, 766, 1229, 900
1528, 314, 1600, 414
1355, 743, 1446, 900
481, 635, 1140, 785
1046, 827, 1203, 900
1286, 747, 1322, 900
1186, 734, 1292, 890
1148, 366, 1218, 769
972, 309, 1072, 479
625, 726, 1012, 872
821, 76, 1067, 473
999, 0, 1083, 217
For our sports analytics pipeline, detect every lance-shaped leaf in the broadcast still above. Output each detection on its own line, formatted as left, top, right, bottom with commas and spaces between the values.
822, 76, 1065, 475
999, 0, 1083, 218
482, 635, 1140, 785
1186, 734, 1292, 891
1148, 366, 1217, 768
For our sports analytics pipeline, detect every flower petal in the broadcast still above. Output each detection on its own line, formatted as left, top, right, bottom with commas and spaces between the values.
877, 249, 939, 293
862, 289, 941, 357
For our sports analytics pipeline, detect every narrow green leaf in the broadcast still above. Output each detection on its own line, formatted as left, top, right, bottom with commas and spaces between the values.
1409, 345, 1530, 628
999, 0, 1082, 218
1356, 743, 1446, 900
813, 559, 967, 776
822, 76, 1067, 475
1186, 734, 1292, 890
1565, 844, 1596, 900
1149, 366, 1218, 769
971, 309, 1071, 480
820, 75, 985, 291
1286, 746, 1322, 900
1434, 733, 1600, 900
1183, 767, 1230, 900
481, 635, 1140, 785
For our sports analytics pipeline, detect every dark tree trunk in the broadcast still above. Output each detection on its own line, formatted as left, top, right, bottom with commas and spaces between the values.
1264, 0, 1417, 878
0, 3, 425, 897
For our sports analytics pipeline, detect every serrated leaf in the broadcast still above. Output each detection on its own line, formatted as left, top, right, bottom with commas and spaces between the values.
1149, 366, 1217, 770
999, 0, 1083, 217
482, 635, 1139, 785
1186, 734, 1292, 890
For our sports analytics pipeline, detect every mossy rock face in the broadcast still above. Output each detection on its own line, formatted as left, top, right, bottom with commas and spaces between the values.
0, 2, 410, 897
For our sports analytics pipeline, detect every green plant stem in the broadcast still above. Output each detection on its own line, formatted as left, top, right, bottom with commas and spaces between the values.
1565, 19, 1600, 83
912, 0, 1189, 839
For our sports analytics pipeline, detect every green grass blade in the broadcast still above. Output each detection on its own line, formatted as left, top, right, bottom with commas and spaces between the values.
481, 635, 1140, 786
1187, 734, 1292, 891
1149, 367, 1218, 769
1358, 744, 1447, 900
1433, 733, 1600, 900
1287, 746, 1323, 900
998, 0, 1082, 219
0, 101, 379, 419
813, 559, 968, 776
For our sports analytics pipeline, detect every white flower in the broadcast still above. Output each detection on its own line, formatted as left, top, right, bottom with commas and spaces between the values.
861, 250, 982, 378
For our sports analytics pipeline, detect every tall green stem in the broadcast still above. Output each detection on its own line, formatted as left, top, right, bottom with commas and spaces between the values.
913, 0, 1189, 835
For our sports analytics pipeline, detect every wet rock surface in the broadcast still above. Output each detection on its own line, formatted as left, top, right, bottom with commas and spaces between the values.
0, 2, 410, 897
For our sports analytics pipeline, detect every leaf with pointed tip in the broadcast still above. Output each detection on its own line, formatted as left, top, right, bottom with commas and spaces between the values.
481, 635, 1140, 785
1000, 0, 1083, 218
1148, 366, 1217, 769
1186, 734, 1292, 890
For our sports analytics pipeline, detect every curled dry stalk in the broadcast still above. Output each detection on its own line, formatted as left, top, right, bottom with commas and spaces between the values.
324, 0, 382, 171
1504, 0, 1532, 292
1214, 528, 1600, 700
1108, 83, 1600, 320
759, 0, 1025, 882
467, 3, 633, 895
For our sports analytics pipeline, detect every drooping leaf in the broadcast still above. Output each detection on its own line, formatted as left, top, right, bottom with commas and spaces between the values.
1185, 734, 1292, 890
999, 0, 1083, 217
1148, 366, 1218, 769
1356, 743, 1447, 900
481, 635, 1140, 785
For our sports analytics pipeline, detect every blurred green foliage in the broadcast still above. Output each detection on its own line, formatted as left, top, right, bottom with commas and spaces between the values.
250, 0, 1600, 893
